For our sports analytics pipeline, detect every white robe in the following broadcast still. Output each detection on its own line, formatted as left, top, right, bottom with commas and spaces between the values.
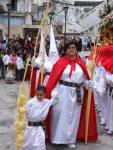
43, 53, 59, 86
51, 63, 88, 144
43, 61, 53, 86
93, 66, 100, 106
96, 66, 107, 123
21, 96, 57, 150
105, 72, 113, 132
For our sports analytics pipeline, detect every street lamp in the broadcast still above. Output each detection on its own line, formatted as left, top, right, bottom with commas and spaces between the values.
7, 2, 11, 48
63, 6, 69, 48
48, 11, 55, 24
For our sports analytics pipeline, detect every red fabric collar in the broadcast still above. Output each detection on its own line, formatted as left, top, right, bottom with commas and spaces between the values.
46, 56, 90, 98
68, 57, 78, 77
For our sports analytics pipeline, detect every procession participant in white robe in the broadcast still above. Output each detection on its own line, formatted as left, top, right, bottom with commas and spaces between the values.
97, 47, 113, 131
105, 71, 113, 134
86, 44, 98, 106
101, 54, 113, 133
22, 86, 59, 150
93, 48, 109, 125
30, 53, 39, 97
46, 40, 98, 149
43, 25, 59, 86
96, 66, 108, 125
16, 54, 25, 81
93, 66, 100, 107
35, 31, 48, 87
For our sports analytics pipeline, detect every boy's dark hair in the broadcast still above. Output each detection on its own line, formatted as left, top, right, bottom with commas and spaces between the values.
36, 86, 46, 94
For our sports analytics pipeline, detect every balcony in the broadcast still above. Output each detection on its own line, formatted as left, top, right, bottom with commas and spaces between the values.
0, 5, 6, 13
99, 4, 112, 19
98, 9, 106, 18
31, 4, 46, 25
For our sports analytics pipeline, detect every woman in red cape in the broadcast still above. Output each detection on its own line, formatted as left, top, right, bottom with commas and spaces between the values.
45, 40, 98, 148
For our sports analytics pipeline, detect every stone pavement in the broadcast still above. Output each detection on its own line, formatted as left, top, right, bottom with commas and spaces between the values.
0, 79, 113, 150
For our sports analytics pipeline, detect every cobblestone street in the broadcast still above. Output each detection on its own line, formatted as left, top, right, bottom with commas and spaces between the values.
0, 80, 113, 150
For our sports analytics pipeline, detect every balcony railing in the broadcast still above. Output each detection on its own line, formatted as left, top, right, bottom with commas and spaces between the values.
99, 4, 112, 18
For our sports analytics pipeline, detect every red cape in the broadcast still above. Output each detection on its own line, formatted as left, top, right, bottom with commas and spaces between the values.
101, 56, 113, 74
46, 56, 98, 142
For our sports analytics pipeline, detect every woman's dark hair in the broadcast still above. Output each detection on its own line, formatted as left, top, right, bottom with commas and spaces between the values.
65, 40, 78, 50
36, 86, 46, 94
63, 39, 78, 56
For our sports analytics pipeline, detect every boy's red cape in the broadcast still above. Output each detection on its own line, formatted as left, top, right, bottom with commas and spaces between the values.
46, 56, 98, 142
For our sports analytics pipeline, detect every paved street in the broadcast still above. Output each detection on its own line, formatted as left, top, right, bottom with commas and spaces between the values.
0, 79, 113, 150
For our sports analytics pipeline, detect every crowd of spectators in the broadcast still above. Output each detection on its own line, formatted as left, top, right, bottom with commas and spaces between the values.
0, 34, 84, 83
0, 34, 35, 82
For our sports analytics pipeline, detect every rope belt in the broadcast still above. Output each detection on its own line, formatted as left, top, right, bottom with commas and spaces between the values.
28, 121, 44, 127
59, 80, 82, 104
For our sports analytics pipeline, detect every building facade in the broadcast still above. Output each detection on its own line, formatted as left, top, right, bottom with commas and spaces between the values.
79, 0, 113, 42
0, 0, 46, 38
0, 0, 105, 39
98, 0, 113, 44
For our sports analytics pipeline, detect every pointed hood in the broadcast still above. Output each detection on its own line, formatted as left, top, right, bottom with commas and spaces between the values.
35, 30, 48, 68
48, 25, 59, 64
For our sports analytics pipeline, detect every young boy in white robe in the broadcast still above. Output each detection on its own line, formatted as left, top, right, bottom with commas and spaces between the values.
21, 86, 58, 150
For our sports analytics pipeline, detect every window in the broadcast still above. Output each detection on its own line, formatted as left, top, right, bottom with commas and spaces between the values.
11, 0, 17, 11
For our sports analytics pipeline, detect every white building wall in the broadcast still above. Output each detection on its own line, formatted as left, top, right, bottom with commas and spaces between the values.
79, 3, 102, 38
0, 0, 9, 11
17, 0, 25, 13
80, 0, 113, 38
25, 14, 32, 25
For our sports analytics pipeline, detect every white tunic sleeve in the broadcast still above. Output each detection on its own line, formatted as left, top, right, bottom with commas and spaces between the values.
93, 67, 100, 90
44, 61, 53, 72
49, 86, 59, 106
25, 99, 50, 122
82, 74, 91, 89
97, 66, 107, 96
